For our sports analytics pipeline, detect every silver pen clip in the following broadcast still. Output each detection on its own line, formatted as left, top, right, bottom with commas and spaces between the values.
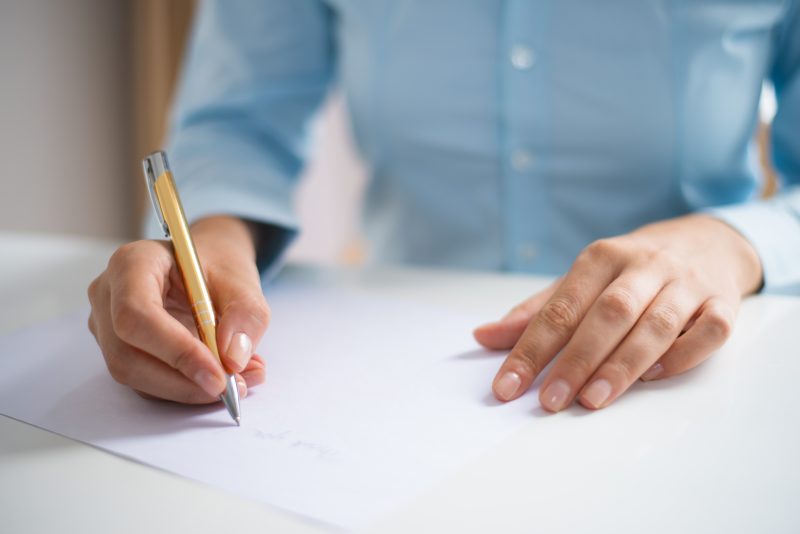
142, 150, 171, 238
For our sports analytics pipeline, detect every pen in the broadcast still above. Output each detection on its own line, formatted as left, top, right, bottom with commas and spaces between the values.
142, 150, 242, 426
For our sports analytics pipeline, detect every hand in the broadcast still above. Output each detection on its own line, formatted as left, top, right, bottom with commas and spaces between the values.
474, 215, 762, 412
88, 216, 268, 403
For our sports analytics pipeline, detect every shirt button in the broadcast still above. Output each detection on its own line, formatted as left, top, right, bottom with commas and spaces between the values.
510, 45, 535, 70
517, 243, 537, 262
511, 149, 535, 171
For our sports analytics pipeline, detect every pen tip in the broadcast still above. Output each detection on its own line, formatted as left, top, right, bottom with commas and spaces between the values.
235, 416, 241, 427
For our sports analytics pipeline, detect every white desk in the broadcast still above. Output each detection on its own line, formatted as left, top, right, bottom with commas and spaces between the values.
1, 232, 799, 533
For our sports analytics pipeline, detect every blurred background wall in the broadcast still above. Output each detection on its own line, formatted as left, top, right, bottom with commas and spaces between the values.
0, 0, 134, 238
0, 0, 366, 264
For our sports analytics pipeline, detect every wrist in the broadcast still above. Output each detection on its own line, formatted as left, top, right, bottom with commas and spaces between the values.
695, 215, 763, 295
191, 216, 259, 265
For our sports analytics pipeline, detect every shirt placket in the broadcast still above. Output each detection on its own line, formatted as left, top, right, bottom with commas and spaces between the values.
501, 0, 552, 272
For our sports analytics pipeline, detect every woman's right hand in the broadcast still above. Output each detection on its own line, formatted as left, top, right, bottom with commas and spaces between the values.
87, 216, 269, 403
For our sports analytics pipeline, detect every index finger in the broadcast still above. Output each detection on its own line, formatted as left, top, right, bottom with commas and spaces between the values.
491, 246, 620, 403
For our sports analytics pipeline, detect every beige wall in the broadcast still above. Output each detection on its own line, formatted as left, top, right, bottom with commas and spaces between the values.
0, 0, 365, 265
0, 0, 134, 239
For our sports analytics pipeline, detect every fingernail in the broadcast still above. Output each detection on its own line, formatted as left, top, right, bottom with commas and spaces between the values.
541, 379, 571, 412
227, 332, 253, 371
641, 362, 664, 381
494, 371, 522, 401
195, 369, 222, 397
582, 378, 612, 409
236, 378, 248, 399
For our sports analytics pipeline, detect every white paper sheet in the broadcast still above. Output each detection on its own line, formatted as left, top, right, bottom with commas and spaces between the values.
0, 281, 537, 530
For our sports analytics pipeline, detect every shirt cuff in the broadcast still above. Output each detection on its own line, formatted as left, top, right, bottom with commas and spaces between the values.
704, 193, 800, 294
142, 176, 298, 278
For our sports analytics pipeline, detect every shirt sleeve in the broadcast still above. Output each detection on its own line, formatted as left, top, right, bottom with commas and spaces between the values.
144, 0, 336, 272
705, 2, 800, 294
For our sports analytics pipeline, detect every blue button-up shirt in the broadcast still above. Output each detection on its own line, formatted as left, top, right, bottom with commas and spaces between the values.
162, 0, 800, 292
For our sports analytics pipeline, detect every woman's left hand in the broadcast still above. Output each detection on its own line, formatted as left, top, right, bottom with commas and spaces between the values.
474, 215, 763, 412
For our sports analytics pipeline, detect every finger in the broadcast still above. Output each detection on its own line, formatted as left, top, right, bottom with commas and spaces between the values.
537, 268, 665, 412
112, 340, 252, 403
106, 246, 227, 397
207, 263, 270, 373
473, 280, 560, 350
640, 296, 735, 382
240, 354, 266, 388
578, 283, 701, 409
492, 242, 624, 402
102, 339, 219, 404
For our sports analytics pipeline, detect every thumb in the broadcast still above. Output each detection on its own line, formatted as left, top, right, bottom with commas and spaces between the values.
208, 264, 271, 374
473, 279, 560, 350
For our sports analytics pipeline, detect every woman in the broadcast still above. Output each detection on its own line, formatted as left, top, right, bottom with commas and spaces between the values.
88, 0, 799, 412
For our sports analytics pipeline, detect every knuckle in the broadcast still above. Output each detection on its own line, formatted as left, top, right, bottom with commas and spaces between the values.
644, 305, 682, 337
539, 297, 579, 333
105, 353, 130, 385
650, 249, 677, 268
87, 277, 100, 303
247, 297, 271, 330
108, 242, 139, 271
171, 344, 196, 374
597, 289, 637, 323
603, 358, 639, 383
561, 352, 597, 377
678, 268, 702, 288
583, 238, 623, 263
508, 341, 543, 377
111, 300, 142, 342
221, 293, 271, 334
704, 306, 733, 340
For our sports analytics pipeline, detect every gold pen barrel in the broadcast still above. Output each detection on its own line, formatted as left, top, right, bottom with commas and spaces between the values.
151, 170, 224, 367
